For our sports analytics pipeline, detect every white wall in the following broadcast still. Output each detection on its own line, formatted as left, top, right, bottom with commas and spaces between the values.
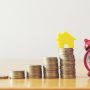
0, 0, 89, 76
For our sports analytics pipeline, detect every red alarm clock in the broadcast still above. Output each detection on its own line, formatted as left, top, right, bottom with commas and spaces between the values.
84, 39, 90, 76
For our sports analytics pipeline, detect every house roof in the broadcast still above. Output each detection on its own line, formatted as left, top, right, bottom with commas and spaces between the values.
57, 32, 76, 40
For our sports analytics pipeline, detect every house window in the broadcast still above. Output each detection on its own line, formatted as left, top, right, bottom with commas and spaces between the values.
64, 44, 68, 48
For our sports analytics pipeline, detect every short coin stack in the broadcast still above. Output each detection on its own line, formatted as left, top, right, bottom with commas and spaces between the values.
27, 65, 42, 78
0, 76, 8, 79
43, 57, 59, 79
59, 48, 76, 79
9, 71, 25, 79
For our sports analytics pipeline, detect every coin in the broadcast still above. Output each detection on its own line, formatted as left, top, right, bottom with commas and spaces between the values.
44, 65, 58, 70
43, 57, 58, 66
61, 75, 76, 79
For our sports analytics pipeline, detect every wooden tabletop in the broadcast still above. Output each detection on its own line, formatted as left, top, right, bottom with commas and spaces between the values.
0, 76, 90, 90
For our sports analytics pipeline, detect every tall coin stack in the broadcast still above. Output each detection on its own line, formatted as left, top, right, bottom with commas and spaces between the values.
9, 71, 25, 79
26, 65, 42, 79
43, 57, 59, 79
59, 48, 76, 79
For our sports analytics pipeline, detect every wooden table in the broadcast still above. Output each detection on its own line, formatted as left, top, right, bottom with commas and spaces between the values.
0, 76, 90, 90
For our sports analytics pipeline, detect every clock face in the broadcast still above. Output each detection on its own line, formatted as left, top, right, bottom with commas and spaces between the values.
86, 52, 90, 69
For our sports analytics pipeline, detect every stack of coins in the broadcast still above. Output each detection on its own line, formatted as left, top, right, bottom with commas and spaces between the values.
27, 65, 42, 78
59, 48, 76, 79
9, 71, 25, 79
0, 76, 8, 79
43, 57, 59, 79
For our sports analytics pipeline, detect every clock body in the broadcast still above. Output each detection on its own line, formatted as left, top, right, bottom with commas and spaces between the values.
84, 49, 90, 76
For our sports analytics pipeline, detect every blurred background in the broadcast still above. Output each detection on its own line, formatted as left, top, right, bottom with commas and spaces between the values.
0, 0, 89, 76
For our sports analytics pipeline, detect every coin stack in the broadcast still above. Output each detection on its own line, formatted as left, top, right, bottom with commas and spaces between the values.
9, 71, 25, 79
0, 76, 8, 79
27, 65, 42, 78
59, 48, 76, 79
43, 57, 59, 79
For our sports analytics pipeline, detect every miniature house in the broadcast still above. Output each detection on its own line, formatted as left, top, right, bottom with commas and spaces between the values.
57, 32, 76, 48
